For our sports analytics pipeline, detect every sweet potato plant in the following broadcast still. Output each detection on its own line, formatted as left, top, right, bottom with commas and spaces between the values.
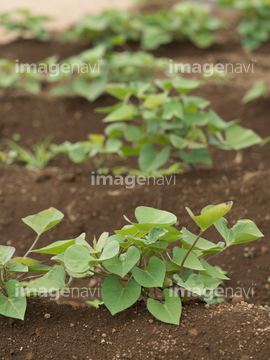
0, 202, 263, 324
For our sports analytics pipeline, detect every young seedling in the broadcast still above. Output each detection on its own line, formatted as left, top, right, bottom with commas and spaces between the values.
1, 202, 263, 323
219, 0, 270, 50
0, 59, 42, 97
0, 208, 65, 320
34, 201, 262, 325
0, 9, 51, 41
48, 47, 167, 102
242, 81, 269, 104
3, 136, 57, 168
58, 78, 262, 175
61, 3, 224, 50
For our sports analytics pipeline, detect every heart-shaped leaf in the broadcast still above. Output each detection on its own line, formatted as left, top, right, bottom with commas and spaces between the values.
7, 262, 28, 273
22, 207, 64, 235
173, 273, 206, 297
171, 247, 204, 271
33, 239, 76, 254
101, 275, 141, 315
186, 202, 233, 231
214, 217, 263, 246
94, 232, 109, 253
138, 144, 171, 173
148, 227, 168, 244
0, 280, 26, 320
103, 104, 137, 122
132, 257, 166, 287
24, 266, 68, 296
181, 228, 224, 254
135, 207, 177, 226
9, 257, 41, 267
0, 246, 15, 265
64, 245, 94, 273
98, 241, 119, 262
200, 259, 229, 280
147, 289, 181, 325
103, 246, 140, 277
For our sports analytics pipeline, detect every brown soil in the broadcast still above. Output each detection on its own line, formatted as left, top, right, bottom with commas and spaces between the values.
1, 12, 270, 360
0, 298, 269, 360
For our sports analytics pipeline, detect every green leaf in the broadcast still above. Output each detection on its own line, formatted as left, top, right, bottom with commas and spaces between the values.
10, 257, 41, 267
101, 276, 141, 315
164, 261, 180, 274
85, 299, 104, 308
242, 82, 268, 104
22, 80, 41, 94
135, 206, 177, 226
72, 75, 107, 102
80, 44, 106, 62
200, 274, 222, 290
123, 125, 142, 142
214, 217, 263, 246
0, 280, 26, 320
0, 246, 15, 265
103, 104, 137, 122
28, 264, 54, 273
162, 99, 184, 120
143, 92, 167, 110
148, 227, 168, 243
172, 247, 204, 271
224, 125, 262, 150
173, 273, 206, 296
183, 112, 210, 126
142, 26, 172, 50
186, 202, 233, 231
24, 266, 68, 295
103, 246, 140, 277
179, 149, 212, 165
181, 228, 224, 254
173, 78, 202, 94
64, 245, 93, 273
138, 144, 171, 173
103, 84, 133, 101
22, 207, 64, 235
33, 239, 76, 254
7, 262, 28, 273
94, 232, 109, 253
200, 259, 229, 280
147, 289, 181, 325
132, 257, 166, 287
98, 240, 120, 261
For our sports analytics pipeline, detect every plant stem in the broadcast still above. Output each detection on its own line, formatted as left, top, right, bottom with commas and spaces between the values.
90, 270, 110, 278
18, 273, 44, 282
0, 270, 5, 288
139, 249, 145, 268
23, 234, 40, 258
179, 229, 204, 278
204, 246, 228, 262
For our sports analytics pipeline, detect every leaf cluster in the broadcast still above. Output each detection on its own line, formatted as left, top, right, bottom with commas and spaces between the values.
0, 203, 263, 323
219, 0, 270, 50
0, 9, 51, 41
61, 3, 224, 50
54, 78, 263, 174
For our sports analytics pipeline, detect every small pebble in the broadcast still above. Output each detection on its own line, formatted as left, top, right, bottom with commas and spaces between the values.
44, 313, 51, 319
148, 319, 154, 324
188, 328, 198, 337
232, 296, 244, 305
